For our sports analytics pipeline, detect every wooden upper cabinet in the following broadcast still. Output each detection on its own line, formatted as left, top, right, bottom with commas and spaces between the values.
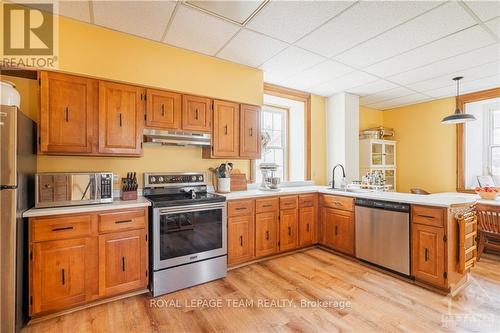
98, 229, 148, 297
39, 71, 97, 154
98, 81, 144, 156
239, 104, 261, 159
412, 223, 446, 288
212, 100, 240, 158
182, 94, 212, 132
31, 237, 98, 315
145, 89, 181, 130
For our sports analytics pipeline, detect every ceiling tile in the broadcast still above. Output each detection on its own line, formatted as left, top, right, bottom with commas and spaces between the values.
367, 93, 431, 110
186, 1, 265, 24
424, 75, 500, 98
387, 43, 500, 85
310, 71, 378, 96
464, 1, 500, 21
360, 87, 415, 105
247, 1, 354, 43
164, 5, 240, 56
93, 1, 176, 41
365, 25, 495, 77
217, 29, 287, 68
486, 17, 500, 38
260, 46, 326, 84
296, 1, 441, 57
347, 80, 398, 96
279, 60, 355, 91
59, 1, 90, 23
334, 2, 476, 68
407, 61, 500, 92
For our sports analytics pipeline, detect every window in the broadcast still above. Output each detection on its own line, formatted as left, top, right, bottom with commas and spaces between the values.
255, 106, 287, 184
463, 96, 500, 189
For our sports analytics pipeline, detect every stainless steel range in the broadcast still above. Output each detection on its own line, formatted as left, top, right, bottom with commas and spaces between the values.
143, 172, 227, 296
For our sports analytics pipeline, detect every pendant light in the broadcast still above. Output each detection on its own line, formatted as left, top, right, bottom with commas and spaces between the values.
441, 76, 477, 124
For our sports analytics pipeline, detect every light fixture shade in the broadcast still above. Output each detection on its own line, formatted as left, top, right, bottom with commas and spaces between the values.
441, 112, 477, 124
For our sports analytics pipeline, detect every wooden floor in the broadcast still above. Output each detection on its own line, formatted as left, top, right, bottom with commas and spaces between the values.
23, 248, 500, 333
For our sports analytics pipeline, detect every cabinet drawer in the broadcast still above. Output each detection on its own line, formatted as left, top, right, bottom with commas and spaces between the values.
280, 196, 298, 210
31, 214, 95, 242
98, 209, 146, 233
228, 200, 254, 217
320, 194, 354, 212
256, 197, 279, 213
412, 205, 444, 227
299, 194, 315, 208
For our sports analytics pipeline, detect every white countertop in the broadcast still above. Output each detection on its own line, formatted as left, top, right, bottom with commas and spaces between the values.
23, 197, 151, 218
221, 186, 482, 208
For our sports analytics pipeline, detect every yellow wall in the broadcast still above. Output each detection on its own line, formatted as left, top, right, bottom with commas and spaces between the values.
383, 97, 456, 193
311, 95, 327, 185
359, 106, 384, 130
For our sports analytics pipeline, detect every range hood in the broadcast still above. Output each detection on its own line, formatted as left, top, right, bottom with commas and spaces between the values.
143, 129, 211, 147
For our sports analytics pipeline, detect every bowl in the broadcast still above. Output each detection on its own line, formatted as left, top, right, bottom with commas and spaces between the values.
476, 191, 499, 200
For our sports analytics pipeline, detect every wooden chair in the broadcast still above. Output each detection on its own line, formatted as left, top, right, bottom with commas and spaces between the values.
476, 204, 500, 260
410, 188, 431, 195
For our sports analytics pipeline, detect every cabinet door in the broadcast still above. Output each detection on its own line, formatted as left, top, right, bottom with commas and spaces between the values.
371, 142, 384, 167
255, 212, 278, 257
145, 89, 181, 130
213, 100, 240, 158
99, 229, 148, 297
228, 215, 254, 265
239, 104, 261, 159
299, 206, 315, 247
39, 71, 97, 154
412, 224, 446, 288
98, 81, 144, 155
31, 237, 98, 315
279, 209, 298, 252
383, 142, 396, 167
182, 95, 212, 132
321, 207, 354, 255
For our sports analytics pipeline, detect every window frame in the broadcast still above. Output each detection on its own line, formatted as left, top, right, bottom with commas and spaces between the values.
257, 104, 290, 182
457, 87, 500, 192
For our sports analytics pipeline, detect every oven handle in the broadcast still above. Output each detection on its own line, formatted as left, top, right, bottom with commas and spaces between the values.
157, 202, 226, 214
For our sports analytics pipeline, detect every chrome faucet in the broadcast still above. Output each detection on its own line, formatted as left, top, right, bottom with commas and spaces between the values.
331, 164, 346, 190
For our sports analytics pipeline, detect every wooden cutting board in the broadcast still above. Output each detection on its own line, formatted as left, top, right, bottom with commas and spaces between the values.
230, 173, 247, 191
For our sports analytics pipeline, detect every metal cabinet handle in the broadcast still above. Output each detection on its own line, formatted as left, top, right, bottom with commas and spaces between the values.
122, 256, 126, 272
64, 107, 69, 122
249, 128, 253, 137
161, 104, 165, 116
417, 214, 435, 220
424, 248, 429, 261
195, 109, 199, 120
235, 207, 246, 211
265, 230, 269, 240
288, 226, 291, 236
306, 223, 310, 232
335, 226, 338, 236
224, 125, 228, 135
119, 113, 122, 127
61, 268, 65, 285
52, 226, 73, 232
239, 235, 243, 246
262, 204, 273, 208
115, 219, 132, 224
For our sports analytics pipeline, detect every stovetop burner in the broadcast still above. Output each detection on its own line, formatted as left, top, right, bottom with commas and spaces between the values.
143, 172, 226, 208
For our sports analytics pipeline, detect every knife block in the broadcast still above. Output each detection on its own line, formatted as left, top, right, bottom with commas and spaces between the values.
121, 178, 138, 201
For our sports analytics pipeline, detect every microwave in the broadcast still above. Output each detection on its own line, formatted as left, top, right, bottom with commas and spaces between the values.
35, 172, 113, 208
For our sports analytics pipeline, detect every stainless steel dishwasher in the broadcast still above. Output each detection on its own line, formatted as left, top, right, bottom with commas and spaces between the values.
355, 198, 410, 275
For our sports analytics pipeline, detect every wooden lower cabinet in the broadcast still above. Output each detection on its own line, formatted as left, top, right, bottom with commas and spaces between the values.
412, 223, 446, 288
321, 207, 354, 255
99, 229, 148, 297
29, 208, 148, 316
255, 212, 278, 257
228, 215, 255, 265
299, 206, 316, 247
279, 209, 298, 252
31, 237, 98, 314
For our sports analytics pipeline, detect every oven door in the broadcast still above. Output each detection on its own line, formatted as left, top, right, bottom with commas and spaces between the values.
153, 202, 227, 270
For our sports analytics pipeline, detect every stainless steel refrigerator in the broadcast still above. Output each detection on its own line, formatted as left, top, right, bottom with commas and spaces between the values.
1, 84, 37, 332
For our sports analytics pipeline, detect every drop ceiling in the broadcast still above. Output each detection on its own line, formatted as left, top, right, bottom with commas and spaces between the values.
40, 1, 500, 109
